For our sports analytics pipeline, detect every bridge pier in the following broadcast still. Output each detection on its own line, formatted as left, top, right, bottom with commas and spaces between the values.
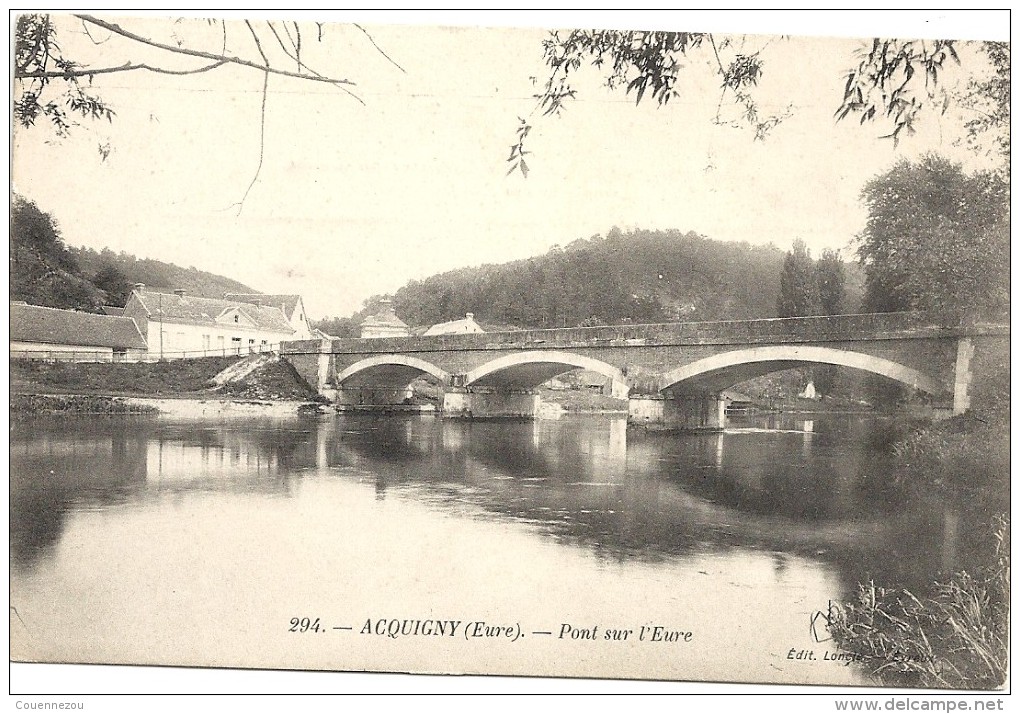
442, 388, 540, 419
627, 393, 727, 432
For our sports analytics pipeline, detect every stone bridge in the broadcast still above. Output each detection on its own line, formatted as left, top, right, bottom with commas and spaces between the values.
281, 311, 1008, 430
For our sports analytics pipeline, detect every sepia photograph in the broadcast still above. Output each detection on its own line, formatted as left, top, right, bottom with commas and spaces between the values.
9, 10, 1010, 700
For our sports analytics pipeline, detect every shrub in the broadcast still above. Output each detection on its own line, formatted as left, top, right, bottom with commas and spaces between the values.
828, 516, 1009, 689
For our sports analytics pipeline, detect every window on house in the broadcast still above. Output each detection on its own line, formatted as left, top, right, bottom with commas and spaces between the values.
234, 315, 239, 323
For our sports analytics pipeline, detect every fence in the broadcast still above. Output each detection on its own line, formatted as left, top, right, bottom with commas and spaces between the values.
10, 342, 284, 364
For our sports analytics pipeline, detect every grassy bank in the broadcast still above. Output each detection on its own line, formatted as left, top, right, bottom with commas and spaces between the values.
828, 386, 1010, 689
10, 357, 315, 401
829, 517, 1008, 689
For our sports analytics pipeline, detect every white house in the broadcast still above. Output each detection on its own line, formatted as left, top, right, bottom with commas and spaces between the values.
223, 293, 313, 339
422, 312, 485, 336
123, 286, 296, 358
10, 302, 148, 362
360, 299, 410, 339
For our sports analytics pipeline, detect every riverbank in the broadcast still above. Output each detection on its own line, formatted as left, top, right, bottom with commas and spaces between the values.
10, 392, 324, 417
11, 356, 316, 401
10, 393, 161, 415
827, 386, 1010, 689
11, 357, 322, 417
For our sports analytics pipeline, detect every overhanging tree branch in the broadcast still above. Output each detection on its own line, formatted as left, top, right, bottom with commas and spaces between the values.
18, 59, 228, 79
353, 23, 406, 74
230, 70, 270, 216
69, 14, 358, 87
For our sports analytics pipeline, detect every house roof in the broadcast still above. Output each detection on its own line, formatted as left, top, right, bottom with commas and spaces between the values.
11, 303, 148, 350
222, 293, 302, 321
101, 306, 125, 316
422, 314, 484, 336
131, 291, 295, 334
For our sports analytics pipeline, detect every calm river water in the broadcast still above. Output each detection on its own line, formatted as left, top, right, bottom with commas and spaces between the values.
10, 411, 975, 685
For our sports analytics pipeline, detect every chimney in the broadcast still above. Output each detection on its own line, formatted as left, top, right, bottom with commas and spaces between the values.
466, 312, 474, 320
173, 288, 186, 297
134, 283, 145, 292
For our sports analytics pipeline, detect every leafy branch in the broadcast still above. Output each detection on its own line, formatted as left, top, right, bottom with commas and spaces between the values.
509, 29, 794, 177
510, 29, 979, 176
13, 14, 410, 213
836, 38, 960, 145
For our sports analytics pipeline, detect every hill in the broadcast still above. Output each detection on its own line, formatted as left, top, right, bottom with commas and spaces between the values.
70, 246, 256, 303
391, 228, 798, 329
10, 195, 256, 312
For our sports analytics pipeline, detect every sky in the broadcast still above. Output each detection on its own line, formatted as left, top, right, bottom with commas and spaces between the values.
10, 10, 1009, 320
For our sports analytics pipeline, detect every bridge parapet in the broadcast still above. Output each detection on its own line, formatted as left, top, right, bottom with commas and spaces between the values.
311, 311, 1005, 355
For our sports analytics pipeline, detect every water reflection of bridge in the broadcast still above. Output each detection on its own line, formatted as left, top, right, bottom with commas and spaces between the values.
299, 414, 970, 589
12, 415, 976, 592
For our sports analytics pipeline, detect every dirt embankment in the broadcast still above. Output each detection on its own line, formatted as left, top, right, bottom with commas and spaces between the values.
10, 355, 318, 415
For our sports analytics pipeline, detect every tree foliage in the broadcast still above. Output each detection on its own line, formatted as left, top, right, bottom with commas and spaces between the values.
10, 195, 259, 310
309, 315, 359, 339
13, 14, 117, 135
383, 228, 787, 330
10, 195, 104, 311
776, 239, 820, 318
857, 154, 1009, 314
509, 29, 791, 173
71, 246, 255, 300
957, 41, 1010, 161
13, 13, 364, 137
90, 262, 134, 307
835, 39, 959, 144
512, 29, 997, 175
815, 249, 847, 316
12, 14, 398, 210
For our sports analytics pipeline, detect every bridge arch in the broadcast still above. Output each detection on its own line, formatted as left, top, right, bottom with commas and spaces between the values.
658, 345, 944, 395
335, 354, 450, 387
465, 350, 629, 398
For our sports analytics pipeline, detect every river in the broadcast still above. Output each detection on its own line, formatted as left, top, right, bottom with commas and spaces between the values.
9, 411, 973, 685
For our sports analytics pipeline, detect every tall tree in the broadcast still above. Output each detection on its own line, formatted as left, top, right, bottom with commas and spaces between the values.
815, 249, 847, 316
857, 154, 1009, 314
776, 240, 819, 318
